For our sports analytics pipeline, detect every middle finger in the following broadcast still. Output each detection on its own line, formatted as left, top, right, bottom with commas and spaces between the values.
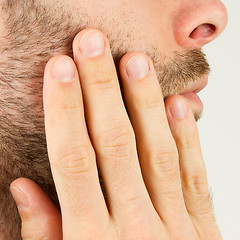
72, 28, 159, 230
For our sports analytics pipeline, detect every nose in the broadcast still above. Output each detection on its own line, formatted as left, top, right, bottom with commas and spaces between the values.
173, 0, 228, 48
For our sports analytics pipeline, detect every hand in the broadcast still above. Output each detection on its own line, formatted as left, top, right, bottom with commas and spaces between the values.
10, 28, 222, 240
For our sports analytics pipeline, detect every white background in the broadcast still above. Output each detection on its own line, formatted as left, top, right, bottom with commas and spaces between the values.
199, 0, 240, 239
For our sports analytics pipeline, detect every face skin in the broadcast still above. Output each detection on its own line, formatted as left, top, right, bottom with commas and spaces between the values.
0, 0, 227, 238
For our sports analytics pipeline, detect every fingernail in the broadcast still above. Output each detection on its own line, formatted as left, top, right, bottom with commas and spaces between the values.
126, 55, 150, 79
10, 186, 29, 210
80, 31, 106, 57
52, 57, 76, 82
170, 99, 188, 119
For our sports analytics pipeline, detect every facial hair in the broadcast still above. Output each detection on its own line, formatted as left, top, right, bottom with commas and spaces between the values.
0, 0, 209, 239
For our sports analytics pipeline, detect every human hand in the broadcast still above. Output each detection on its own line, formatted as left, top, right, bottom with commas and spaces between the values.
10, 28, 222, 240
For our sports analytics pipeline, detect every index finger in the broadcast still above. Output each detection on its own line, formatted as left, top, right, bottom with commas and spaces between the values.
43, 55, 109, 238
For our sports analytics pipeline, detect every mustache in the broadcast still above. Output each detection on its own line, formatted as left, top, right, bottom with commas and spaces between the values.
153, 49, 210, 99
114, 48, 210, 100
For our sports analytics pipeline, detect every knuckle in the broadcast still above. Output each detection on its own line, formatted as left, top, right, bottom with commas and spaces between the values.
186, 178, 214, 217
57, 94, 83, 112
136, 92, 162, 110
118, 192, 146, 209
184, 174, 209, 196
150, 148, 179, 175
52, 145, 94, 179
86, 70, 116, 90
197, 195, 214, 216
176, 127, 199, 150
99, 125, 133, 159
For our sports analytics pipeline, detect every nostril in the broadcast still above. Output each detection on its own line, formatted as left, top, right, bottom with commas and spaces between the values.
189, 24, 216, 39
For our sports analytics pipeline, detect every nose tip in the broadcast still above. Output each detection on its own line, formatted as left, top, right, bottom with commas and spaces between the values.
173, 0, 228, 48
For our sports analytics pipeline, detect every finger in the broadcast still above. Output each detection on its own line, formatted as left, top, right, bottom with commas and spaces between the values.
72, 29, 158, 229
43, 55, 110, 238
119, 53, 192, 226
165, 95, 221, 238
10, 178, 62, 240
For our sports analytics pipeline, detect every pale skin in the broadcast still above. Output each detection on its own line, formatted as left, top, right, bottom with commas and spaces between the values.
9, 28, 223, 239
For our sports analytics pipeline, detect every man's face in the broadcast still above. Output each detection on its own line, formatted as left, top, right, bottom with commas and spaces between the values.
0, 0, 228, 119
0, 0, 227, 232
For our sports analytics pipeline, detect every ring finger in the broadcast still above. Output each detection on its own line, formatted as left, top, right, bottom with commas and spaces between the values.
119, 52, 194, 228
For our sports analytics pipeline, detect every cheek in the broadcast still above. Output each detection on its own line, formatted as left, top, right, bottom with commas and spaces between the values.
131, 0, 180, 53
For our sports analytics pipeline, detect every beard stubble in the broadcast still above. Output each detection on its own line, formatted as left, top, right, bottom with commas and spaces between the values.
0, 0, 210, 239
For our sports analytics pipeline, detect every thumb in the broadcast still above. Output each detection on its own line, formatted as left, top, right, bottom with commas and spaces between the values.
10, 178, 62, 240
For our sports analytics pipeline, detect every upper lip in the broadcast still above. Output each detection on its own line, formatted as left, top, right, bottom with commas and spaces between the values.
179, 75, 209, 95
